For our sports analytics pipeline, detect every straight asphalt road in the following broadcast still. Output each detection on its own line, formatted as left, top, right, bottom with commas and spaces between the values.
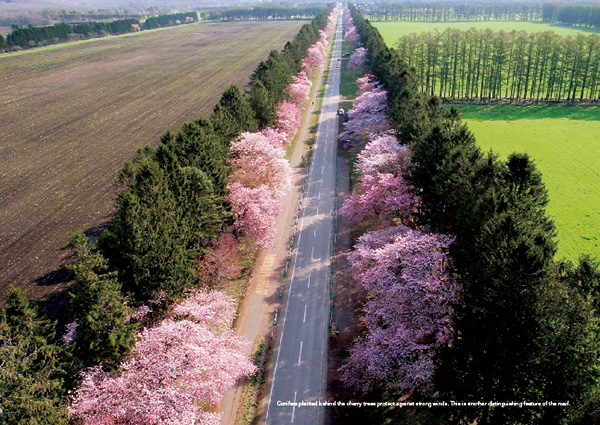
264, 9, 343, 425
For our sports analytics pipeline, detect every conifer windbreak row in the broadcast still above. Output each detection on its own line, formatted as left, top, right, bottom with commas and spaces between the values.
397, 28, 600, 102
0, 7, 336, 424
360, 2, 600, 30
344, 4, 600, 424
2, 12, 197, 51
201, 5, 326, 21
360, 2, 542, 22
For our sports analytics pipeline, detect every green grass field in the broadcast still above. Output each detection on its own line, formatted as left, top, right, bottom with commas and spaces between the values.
374, 21, 600, 47
458, 104, 600, 262
370, 21, 600, 261
0, 20, 304, 300
340, 41, 362, 100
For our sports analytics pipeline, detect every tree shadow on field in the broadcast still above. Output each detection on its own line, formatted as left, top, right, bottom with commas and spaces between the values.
457, 103, 600, 122
33, 218, 112, 320
36, 266, 73, 287
38, 289, 70, 322
529, 21, 600, 35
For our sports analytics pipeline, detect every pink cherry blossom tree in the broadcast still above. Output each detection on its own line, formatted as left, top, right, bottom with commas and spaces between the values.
341, 173, 416, 227
302, 41, 326, 72
318, 29, 329, 47
197, 233, 242, 288
69, 291, 256, 425
343, 10, 360, 46
344, 26, 359, 45
339, 85, 389, 141
276, 100, 301, 141
340, 226, 458, 395
349, 47, 368, 72
355, 133, 412, 176
226, 183, 283, 251
260, 127, 287, 149
356, 74, 377, 95
286, 70, 312, 105
228, 132, 291, 198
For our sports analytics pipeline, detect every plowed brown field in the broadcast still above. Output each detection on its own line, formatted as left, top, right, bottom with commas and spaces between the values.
0, 21, 304, 307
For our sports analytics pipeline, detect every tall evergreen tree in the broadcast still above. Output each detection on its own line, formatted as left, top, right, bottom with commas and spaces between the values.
101, 148, 228, 302
251, 50, 291, 105
438, 154, 557, 425
248, 79, 277, 128
540, 257, 600, 425
157, 119, 229, 195
211, 84, 258, 142
67, 233, 137, 371
101, 153, 197, 301
0, 288, 68, 424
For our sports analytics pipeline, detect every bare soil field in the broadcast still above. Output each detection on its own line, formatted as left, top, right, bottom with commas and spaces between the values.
0, 20, 304, 307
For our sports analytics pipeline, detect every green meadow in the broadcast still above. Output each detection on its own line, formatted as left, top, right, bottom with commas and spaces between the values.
371, 21, 600, 261
374, 21, 600, 46
458, 104, 600, 262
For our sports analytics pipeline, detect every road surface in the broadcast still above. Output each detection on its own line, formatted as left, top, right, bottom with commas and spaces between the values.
264, 10, 343, 425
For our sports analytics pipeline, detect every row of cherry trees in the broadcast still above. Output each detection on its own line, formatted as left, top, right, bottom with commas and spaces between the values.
338, 7, 460, 396
227, 9, 336, 251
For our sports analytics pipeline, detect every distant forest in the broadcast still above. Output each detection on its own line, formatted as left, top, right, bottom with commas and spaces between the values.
201, 5, 325, 21
0, 12, 197, 51
361, 2, 600, 30
0, 6, 328, 52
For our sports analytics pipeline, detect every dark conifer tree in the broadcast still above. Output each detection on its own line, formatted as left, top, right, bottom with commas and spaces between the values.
0, 288, 69, 424
101, 153, 198, 301
251, 50, 291, 105
67, 233, 137, 371
248, 79, 277, 128
211, 84, 258, 142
